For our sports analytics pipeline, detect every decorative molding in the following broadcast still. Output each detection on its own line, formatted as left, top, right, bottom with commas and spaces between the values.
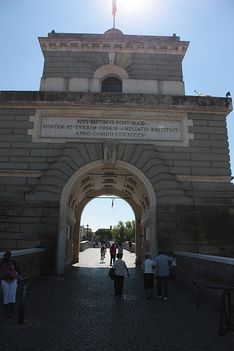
0, 92, 231, 114
108, 52, 115, 64
0, 170, 42, 177
176, 175, 233, 183
104, 143, 117, 164
39, 37, 189, 58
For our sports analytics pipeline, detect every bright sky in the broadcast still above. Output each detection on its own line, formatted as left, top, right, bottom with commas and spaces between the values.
1, 0, 234, 231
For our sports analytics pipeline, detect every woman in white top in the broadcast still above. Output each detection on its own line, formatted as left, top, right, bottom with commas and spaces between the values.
142, 252, 155, 299
112, 252, 129, 299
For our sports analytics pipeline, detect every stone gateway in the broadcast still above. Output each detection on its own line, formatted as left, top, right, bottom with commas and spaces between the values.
0, 28, 233, 274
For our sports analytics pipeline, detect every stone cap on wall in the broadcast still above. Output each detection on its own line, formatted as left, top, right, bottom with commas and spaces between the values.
0, 248, 45, 259
175, 251, 234, 266
0, 91, 232, 115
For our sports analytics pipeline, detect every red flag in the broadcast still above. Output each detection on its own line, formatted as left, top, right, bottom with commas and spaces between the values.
112, 0, 117, 17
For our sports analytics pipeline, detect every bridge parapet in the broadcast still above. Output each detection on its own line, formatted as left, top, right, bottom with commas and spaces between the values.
0, 248, 45, 278
174, 251, 234, 288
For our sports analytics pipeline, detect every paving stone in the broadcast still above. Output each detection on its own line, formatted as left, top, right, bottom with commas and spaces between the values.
0, 248, 233, 351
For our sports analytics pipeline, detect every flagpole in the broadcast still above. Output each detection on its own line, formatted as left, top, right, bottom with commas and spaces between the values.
112, 0, 117, 29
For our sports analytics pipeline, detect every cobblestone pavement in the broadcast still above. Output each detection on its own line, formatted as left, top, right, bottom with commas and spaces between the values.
0, 249, 233, 351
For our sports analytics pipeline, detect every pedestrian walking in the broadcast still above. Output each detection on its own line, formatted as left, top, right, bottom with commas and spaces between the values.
100, 243, 106, 263
128, 240, 132, 252
155, 250, 174, 300
117, 242, 123, 255
109, 242, 116, 266
112, 252, 129, 300
142, 252, 155, 299
0, 250, 20, 317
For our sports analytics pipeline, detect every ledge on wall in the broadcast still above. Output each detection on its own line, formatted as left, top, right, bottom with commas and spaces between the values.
174, 251, 234, 266
0, 248, 45, 278
174, 251, 234, 289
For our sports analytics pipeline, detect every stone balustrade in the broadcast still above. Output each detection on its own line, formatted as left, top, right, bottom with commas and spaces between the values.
79, 241, 93, 252
0, 248, 45, 278
174, 251, 234, 288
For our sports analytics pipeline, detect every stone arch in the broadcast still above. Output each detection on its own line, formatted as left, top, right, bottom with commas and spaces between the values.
93, 64, 129, 80
57, 160, 157, 273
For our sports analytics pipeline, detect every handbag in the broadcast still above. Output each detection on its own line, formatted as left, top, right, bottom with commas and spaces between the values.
108, 268, 115, 280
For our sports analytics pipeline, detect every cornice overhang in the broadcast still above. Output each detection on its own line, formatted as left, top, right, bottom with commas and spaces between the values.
39, 31, 189, 59
0, 91, 232, 115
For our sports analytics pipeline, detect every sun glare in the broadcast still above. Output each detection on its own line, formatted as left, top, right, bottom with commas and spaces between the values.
117, 0, 156, 16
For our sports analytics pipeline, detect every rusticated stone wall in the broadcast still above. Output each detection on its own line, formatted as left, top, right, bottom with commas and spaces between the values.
0, 92, 233, 273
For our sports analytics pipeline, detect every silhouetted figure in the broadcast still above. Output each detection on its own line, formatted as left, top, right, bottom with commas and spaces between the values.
142, 253, 155, 299
117, 243, 123, 255
128, 240, 132, 252
155, 250, 174, 301
100, 244, 106, 263
112, 253, 129, 300
110, 242, 116, 266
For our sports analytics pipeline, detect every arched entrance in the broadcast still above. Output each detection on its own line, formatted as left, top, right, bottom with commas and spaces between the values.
57, 160, 157, 274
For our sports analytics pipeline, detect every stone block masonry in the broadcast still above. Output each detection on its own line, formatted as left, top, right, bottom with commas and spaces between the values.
0, 91, 233, 272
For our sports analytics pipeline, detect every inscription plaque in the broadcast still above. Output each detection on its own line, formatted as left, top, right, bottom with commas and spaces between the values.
40, 117, 182, 142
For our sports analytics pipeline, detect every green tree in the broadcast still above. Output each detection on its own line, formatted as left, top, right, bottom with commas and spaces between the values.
111, 221, 125, 243
125, 220, 135, 242
111, 220, 135, 243
95, 228, 112, 243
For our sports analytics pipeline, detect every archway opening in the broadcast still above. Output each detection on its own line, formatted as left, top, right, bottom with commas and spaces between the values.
57, 160, 157, 274
78, 195, 136, 267
101, 77, 122, 92
81, 195, 135, 240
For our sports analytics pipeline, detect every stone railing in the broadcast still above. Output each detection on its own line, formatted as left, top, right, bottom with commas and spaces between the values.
174, 252, 234, 288
79, 241, 93, 252
122, 241, 136, 253
0, 248, 45, 278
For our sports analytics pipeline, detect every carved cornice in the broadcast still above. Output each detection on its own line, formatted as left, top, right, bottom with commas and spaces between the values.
0, 92, 232, 115
39, 32, 189, 58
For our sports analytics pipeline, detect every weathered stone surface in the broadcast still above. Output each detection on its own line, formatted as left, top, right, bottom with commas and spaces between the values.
0, 91, 232, 111
0, 30, 233, 274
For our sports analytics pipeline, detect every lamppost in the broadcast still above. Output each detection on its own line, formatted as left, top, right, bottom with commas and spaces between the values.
86, 224, 89, 240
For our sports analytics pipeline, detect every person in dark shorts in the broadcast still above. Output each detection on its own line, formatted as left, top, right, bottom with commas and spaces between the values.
142, 252, 155, 299
155, 250, 174, 300
112, 252, 129, 300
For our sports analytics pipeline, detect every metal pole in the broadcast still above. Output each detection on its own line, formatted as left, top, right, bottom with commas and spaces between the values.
18, 276, 29, 324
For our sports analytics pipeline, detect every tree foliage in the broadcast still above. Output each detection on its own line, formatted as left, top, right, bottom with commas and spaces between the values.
111, 220, 135, 243
94, 228, 112, 242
